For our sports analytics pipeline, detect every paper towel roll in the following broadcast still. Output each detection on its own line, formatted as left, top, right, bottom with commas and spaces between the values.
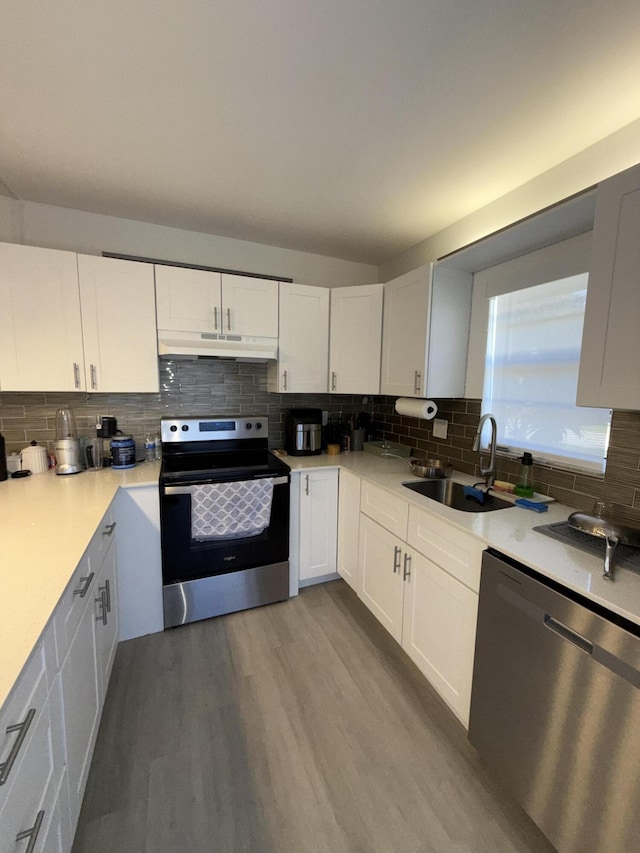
394, 397, 438, 420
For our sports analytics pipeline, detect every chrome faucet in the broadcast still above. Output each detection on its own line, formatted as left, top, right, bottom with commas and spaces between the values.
472, 413, 498, 489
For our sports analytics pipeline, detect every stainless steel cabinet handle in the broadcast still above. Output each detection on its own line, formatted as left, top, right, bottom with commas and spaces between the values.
101, 578, 112, 613
213, 306, 218, 330
283, 370, 287, 391
414, 370, 421, 395
102, 522, 116, 537
305, 474, 310, 496
403, 552, 412, 580
90, 363, 97, 390
73, 572, 95, 598
73, 362, 81, 389
0, 707, 36, 785
95, 590, 108, 626
227, 307, 232, 331
331, 371, 337, 391
15, 809, 45, 853
393, 545, 401, 574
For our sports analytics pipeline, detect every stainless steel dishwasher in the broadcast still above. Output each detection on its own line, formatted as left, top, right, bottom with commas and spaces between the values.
469, 548, 640, 853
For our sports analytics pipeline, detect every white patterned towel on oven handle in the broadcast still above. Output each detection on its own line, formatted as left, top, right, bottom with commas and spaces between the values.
188, 478, 275, 541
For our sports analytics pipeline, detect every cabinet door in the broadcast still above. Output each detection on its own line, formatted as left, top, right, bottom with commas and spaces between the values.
94, 539, 118, 703
298, 470, 338, 584
221, 274, 278, 337
381, 267, 430, 397
577, 163, 640, 409
60, 593, 100, 827
155, 265, 222, 333
275, 282, 329, 393
78, 255, 159, 392
337, 469, 361, 591
357, 514, 404, 642
0, 242, 85, 392
329, 284, 383, 394
401, 550, 478, 727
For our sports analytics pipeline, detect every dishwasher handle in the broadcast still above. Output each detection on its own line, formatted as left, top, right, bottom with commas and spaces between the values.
543, 614, 593, 655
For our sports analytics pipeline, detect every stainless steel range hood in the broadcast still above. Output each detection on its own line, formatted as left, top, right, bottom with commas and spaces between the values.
157, 330, 278, 362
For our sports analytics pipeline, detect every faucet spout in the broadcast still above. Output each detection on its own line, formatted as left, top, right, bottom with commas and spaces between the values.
473, 413, 498, 489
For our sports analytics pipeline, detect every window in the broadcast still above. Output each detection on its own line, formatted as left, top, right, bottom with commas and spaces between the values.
482, 273, 611, 473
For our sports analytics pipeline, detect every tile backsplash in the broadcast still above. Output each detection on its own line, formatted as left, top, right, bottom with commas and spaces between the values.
0, 359, 371, 458
2, 363, 639, 525
374, 396, 640, 525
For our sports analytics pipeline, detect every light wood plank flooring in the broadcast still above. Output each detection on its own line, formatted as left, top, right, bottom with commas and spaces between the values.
73, 580, 555, 853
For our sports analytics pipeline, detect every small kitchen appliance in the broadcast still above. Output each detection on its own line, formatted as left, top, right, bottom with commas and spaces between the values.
285, 408, 322, 456
54, 408, 82, 475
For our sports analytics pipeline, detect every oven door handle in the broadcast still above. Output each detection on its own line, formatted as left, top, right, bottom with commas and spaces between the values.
163, 476, 288, 496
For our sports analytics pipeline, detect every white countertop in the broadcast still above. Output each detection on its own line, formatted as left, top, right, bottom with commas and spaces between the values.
0, 463, 159, 708
286, 451, 640, 628
3, 451, 640, 710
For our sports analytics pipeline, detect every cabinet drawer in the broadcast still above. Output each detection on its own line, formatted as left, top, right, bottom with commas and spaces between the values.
360, 481, 408, 539
407, 505, 483, 592
0, 698, 59, 853
53, 553, 96, 665
87, 506, 116, 571
0, 640, 49, 801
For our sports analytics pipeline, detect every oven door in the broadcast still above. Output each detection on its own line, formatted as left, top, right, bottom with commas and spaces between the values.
160, 474, 290, 586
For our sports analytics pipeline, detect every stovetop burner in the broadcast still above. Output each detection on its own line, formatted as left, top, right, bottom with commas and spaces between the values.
534, 521, 640, 573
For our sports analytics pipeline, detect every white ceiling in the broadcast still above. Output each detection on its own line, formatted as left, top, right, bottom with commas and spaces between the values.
2, 1, 640, 265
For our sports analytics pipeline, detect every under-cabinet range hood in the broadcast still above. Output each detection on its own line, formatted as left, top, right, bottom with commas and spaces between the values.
157, 330, 278, 362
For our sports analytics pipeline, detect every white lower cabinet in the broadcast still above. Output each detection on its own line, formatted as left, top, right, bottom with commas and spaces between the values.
401, 548, 479, 726
290, 469, 339, 591
356, 481, 482, 728
58, 511, 118, 828
337, 469, 361, 591
0, 627, 69, 853
358, 514, 406, 642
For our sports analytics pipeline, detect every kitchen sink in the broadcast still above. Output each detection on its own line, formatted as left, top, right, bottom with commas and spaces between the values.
402, 480, 514, 513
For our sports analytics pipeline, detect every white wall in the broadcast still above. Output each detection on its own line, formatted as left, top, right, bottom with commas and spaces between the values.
0, 198, 378, 288
380, 118, 640, 281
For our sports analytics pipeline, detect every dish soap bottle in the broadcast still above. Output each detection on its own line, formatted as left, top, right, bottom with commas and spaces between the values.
514, 452, 534, 497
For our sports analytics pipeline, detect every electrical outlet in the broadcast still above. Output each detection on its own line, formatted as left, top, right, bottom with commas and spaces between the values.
432, 418, 448, 440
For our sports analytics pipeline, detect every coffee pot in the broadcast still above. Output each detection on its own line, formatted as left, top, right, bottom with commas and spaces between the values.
54, 408, 83, 475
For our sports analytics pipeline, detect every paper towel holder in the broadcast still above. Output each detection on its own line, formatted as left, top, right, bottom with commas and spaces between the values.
394, 397, 438, 420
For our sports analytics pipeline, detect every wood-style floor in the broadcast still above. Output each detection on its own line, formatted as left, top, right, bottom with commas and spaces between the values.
73, 580, 555, 853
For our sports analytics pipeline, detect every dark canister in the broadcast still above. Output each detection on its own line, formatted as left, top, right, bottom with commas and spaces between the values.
110, 435, 136, 469
0, 432, 7, 481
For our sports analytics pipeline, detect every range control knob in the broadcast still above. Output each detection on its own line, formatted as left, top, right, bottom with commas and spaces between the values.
255, 422, 262, 430
181, 424, 189, 431
246, 422, 253, 430
170, 425, 178, 432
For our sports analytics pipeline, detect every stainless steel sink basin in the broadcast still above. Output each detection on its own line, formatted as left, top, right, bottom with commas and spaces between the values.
402, 480, 514, 513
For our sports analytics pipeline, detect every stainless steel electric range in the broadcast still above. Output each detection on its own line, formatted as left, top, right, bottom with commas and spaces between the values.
159, 416, 291, 628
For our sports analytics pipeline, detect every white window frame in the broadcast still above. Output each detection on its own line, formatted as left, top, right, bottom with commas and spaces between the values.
465, 231, 610, 475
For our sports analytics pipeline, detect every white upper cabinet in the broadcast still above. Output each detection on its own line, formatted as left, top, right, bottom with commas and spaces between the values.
155, 266, 278, 338
577, 162, 640, 409
329, 283, 383, 394
78, 255, 159, 393
268, 282, 329, 393
155, 265, 222, 333
221, 274, 278, 337
0, 243, 85, 392
381, 264, 472, 398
